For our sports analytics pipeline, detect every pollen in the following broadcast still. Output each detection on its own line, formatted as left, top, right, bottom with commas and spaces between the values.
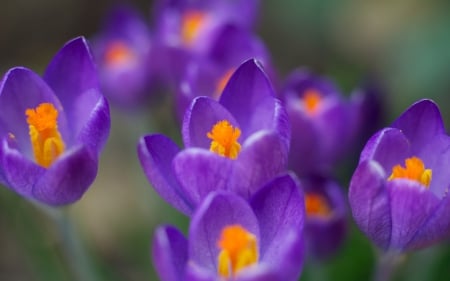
207, 120, 241, 159
104, 41, 136, 66
305, 192, 331, 218
217, 224, 258, 278
181, 10, 207, 45
302, 89, 322, 114
25, 103, 65, 168
388, 156, 432, 188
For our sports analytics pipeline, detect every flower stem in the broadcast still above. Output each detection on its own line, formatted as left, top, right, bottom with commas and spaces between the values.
373, 251, 405, 281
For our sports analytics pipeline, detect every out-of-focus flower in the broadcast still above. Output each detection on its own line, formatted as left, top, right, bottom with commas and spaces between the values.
281, 69, 361, 177
349, 99, 450, 251
152, 0, 260, 84
92, 5, 154, 108
176, 24, 274, 120
303, 177, 347, 260
0, 37, 110, 206
138, 59, 289, 215
152, 173, 304, 281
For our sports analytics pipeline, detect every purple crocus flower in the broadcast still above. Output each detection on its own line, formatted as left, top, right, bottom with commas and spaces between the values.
152, 0, 260, 84
152, 173, 305, 281
92, 5, 154, 108
138, 59, 289, 215
0, 37, 110, 206
349, 99, 450, 251
281, 69, 361, 177
175, 24, 274, 120
303, 177, 347, 260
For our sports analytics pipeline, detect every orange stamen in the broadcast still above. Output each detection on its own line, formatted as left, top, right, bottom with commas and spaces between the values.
25, 103, 65, 168
207, 120, 241, 159
181, 10, 207, 45
305, 193, 331, 218
388, 156, 432, 188
214, 68, 235, 99
302, 89, 322, 114
217, 224, 258, 277
104, 41, 136, 66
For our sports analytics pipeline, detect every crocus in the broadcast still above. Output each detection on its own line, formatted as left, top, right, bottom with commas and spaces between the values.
0, 37, 110, 206
138, 59, 289, 215
302, 177, 347, 260
349, 99, 450, 251
281, 69, 361, 177
175, 24, 273, 120
92, 5, 154, 108
152, 173, 305, 281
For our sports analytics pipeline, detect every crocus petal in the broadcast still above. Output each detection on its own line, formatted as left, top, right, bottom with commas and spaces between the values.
189, 191, 260, 272
182, 96, 238, 148
32, 145, 97, 205
359, 128, 410, 171
0, 67, 66, 153
391, 99, 445, 153
219, 59, 279, 139
250, 173, 304, 280
349, 160, 392, 250
387, 180, 441, 250
153, 225, 188, 281
406, 194, 450, 250
173, 148, 233, 206
43, 37, 102, 139
230, 131, 288, 199
138, 134, 193, 215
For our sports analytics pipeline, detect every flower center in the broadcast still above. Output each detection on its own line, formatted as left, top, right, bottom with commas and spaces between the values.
207, 120, 241, 159
25, 103, 65, 168
104, 41, 136, 66
388, 156, 432, 188
214, 68, 235, 99
181, 10, 207, 45
305, 192, 331, 218
302, 89, 322, 114
217, 224, 258, 278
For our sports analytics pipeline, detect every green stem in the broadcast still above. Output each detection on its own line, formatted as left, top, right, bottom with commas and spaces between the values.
373, 251, 405, 281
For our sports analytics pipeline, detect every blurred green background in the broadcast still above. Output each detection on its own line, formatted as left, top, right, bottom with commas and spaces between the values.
1, 0, 450, 280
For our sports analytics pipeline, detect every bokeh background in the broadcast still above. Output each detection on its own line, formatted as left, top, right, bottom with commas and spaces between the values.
1, 0, 450, 280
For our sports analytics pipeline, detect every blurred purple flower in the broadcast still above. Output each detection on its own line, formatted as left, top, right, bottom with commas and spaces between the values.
281, 69, 361, 177
175, 24, 274, 120
152, 173, 305, 281
349, 99, 450, 251
138, 59, 289, 215
92, 5, 155, 109
0, 37, 110, 206
303, 177, 347, 260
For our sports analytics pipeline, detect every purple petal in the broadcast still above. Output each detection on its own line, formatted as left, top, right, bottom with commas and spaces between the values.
152, 225, 188, 281
0, 67, 66, 154
219, 59, 279, 139
182, 97, 238, 148
250, 173, 304, 280
391, 99, 445, 153
32, 145, 98, 205
43, 37, 102, 140
387, 180, 441, 250
359, 128, 410, 171
173, 148, 233, 206
189, 192, 259, 272
406, 194, 450, 250
349, 160, 392, 250
137, 134, 193, 215
230, 131, 289, 199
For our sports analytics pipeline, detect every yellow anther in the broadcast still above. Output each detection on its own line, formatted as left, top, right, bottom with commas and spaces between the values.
181, 10, 207, 45
25, 103, 65, 168
302, 89, 322, 114
217, 224, 258, 278
388, 156, 432, 188
207, 120, 241, 159
104, 41, 136, 66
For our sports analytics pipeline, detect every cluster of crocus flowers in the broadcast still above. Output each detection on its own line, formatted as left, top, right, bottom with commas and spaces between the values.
92, 5, 155, 108
138, 59, 290, 215
152, 173, 305, 281
349, 99, 450, 252
280, 69, 362, 177
0, 37, 110, 206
